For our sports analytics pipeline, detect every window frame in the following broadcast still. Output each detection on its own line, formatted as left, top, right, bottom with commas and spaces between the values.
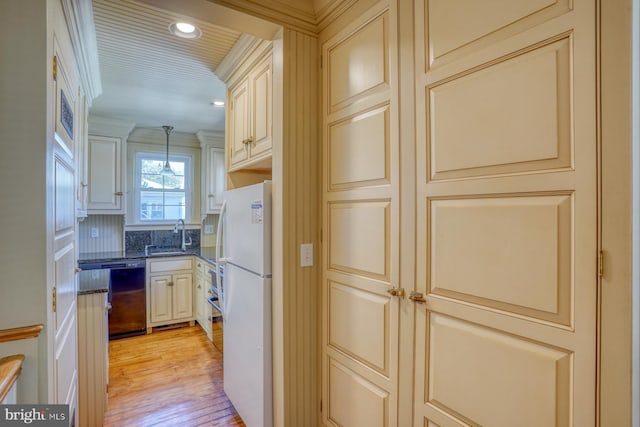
133, 151, 193, 224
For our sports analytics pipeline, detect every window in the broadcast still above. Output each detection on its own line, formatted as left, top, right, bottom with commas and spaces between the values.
134, 152, 192, 222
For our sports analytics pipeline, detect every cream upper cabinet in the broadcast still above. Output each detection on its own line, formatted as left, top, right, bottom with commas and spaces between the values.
229, 79, 250, 167
202, 145, 226, 214
227, 48, 273, 172
248, 54, 272, 159
147, 257, 194, 329
87, 135, 124, 213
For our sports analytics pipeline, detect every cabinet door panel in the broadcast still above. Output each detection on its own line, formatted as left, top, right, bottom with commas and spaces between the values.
172, 273, 193, 320
250, 54, 272, 158
229, 80, 250, 167
88, 136, 121, 211
150, 275, 172, 323
205, 147, 225, 213
195, 272, 205, 321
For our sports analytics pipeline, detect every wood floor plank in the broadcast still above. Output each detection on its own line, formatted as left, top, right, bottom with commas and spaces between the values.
104, 326, 244, 427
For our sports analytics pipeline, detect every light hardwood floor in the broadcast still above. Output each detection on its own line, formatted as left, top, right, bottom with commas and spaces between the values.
104, 325, 244, 427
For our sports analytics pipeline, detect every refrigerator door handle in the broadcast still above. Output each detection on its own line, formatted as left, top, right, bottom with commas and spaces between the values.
215, 200, 227, 315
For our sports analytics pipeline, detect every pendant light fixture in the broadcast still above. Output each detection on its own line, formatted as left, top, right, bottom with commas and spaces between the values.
161, 125, 174, 176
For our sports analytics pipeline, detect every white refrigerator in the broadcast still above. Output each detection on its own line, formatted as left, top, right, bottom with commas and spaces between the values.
215, 181, 272, 427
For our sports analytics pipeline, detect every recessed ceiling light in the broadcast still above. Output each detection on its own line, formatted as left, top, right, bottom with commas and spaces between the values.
212, 100, 225, 107
169, 21, 201, 39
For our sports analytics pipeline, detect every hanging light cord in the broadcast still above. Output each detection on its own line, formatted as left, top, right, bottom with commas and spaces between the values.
161, 125, 174, 175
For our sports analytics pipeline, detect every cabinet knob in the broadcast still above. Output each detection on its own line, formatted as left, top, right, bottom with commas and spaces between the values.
386, 287, 405, 298
168, 281, 174, 287
242, 137, 254, 145
208, 194, 215, 198
114, 191, 124, 196
197, 285, 201, 289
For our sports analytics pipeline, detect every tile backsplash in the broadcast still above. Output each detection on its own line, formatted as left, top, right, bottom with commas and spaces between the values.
125, 229, 201, 252
80, 214, 208, 254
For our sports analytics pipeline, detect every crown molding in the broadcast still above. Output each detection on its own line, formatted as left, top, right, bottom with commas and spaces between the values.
196, 130, 225, 148
315, 0, 358, 32
215, 34, 262, 82
60, 0, 102, 104
207, 0, 359, 35
129, 128, 201, 148
218, 38, 273, 86
210, 0, 317, 35
88, 116, 136, 139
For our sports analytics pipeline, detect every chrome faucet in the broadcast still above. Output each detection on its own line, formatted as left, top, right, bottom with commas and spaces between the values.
173, 219, 192, 251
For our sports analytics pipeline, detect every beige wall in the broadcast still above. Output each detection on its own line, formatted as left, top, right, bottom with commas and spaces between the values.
78, 215, 123, 253
0, 0, 83, 405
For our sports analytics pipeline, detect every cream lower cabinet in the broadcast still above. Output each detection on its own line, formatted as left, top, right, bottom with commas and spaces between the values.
147, 257, 194, 330
194, 259, 213, 340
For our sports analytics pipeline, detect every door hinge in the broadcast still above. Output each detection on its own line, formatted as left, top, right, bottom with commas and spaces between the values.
320, 228, 323, 243
52, 287, 57, 313
320, 399, 322, 412
52, 55, 58, 81
599, 250, 604, 277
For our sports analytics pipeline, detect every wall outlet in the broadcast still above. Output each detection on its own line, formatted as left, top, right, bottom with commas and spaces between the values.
204, 224, 215, 234
91, 227, 99, 238
300, 243, 313, 267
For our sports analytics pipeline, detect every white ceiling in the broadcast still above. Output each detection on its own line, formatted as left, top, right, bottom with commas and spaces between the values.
90, 0, 243, 134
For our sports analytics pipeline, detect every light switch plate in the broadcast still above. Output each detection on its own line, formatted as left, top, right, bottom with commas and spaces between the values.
204, 224, 215, 234
91, 227, 99, 238
300, 243, 313, 267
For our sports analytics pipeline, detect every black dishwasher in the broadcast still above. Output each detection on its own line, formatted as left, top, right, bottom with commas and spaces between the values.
81, 260, 147, 339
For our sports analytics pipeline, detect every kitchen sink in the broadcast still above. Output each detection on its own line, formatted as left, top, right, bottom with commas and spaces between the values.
144, 245, 189, 257
147, 251, 187, 257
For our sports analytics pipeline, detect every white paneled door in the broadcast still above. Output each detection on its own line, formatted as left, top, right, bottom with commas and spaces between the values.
322, 2, 400, 427
51, 36, 79, 420
413, 0, 597, 425
323, 0, 598, 425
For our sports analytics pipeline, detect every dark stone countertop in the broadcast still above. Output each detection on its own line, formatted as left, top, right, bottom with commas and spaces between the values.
78, 246, 219, 266
77, 247, 220, 296
77, 269, 110, 295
